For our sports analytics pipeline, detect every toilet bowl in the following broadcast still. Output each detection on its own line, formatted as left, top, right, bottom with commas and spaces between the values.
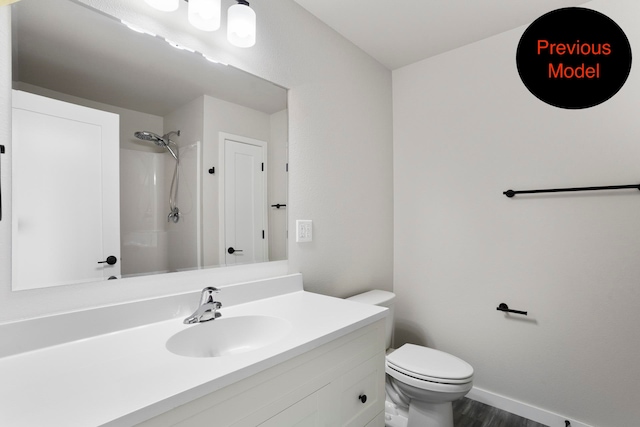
347, 291, 473, 427
386, 343, 473, 427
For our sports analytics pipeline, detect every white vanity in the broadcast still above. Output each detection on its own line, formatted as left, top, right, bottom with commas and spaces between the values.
0, 274, 387, 426
3, 4, 386, 424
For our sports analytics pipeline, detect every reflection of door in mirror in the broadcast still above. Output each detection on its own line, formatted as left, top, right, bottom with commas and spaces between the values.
11, 90, 120, 290
223, 135, 267, 266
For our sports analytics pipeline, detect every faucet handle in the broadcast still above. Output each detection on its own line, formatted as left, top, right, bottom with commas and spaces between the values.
200, 287, 220, 304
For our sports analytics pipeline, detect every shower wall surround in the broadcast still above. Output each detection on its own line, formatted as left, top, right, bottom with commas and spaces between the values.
120, 150, 170, 276
0, 1, 393, 323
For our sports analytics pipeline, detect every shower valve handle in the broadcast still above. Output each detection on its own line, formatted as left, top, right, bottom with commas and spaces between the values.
98, 256, 118, 265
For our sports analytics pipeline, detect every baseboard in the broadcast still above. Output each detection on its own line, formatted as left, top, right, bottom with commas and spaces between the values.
466, 387, 593, 427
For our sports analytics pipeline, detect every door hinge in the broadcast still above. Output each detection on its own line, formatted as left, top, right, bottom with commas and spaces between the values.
262, 230, 265, 239
261, 162, 264, 171
286, 163, 289, 172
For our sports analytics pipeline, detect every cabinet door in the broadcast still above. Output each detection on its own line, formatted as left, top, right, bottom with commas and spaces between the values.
338, 352, 385, 427
257, 390, 323, 427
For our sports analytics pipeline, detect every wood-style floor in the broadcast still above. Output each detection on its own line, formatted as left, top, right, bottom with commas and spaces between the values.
452, 398, 549, 427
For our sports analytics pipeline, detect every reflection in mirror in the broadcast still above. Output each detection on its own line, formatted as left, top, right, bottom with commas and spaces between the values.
11, 0, 288, 290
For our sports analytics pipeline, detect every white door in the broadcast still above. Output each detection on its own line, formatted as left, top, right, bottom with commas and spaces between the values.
223, 136, 267, 265
12, 90, 120, 290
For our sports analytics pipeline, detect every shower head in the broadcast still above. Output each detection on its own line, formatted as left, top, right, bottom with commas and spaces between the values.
133, 129, 182, 223
134, 130, 181, 160
134, 131, 166, 147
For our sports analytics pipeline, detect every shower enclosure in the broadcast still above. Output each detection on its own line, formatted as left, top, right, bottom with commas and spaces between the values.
134, 130, 182, 223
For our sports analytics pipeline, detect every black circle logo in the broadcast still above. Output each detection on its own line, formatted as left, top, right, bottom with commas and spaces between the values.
516, 7, 632, 109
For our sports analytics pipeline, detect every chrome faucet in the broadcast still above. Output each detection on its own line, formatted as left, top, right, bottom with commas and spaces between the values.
184, 287, 222, 324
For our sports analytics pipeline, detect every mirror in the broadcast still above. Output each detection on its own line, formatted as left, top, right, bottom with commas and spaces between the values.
11, 0, 288, 290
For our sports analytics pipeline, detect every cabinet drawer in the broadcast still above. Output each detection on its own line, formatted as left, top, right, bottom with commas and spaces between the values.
338, 351, 385, 427
258, 387, 325, 427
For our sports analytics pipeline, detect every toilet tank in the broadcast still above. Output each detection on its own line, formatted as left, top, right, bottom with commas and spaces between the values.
347, 290, 395, 349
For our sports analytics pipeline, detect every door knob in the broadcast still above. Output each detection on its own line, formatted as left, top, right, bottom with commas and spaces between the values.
98, 255, 118, 265
227, 247, 243, 254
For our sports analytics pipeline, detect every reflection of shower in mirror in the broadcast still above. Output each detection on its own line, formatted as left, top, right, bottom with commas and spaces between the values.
134, 130, 182, 223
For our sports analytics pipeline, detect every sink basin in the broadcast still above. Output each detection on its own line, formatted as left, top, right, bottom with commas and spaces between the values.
166, 315, 292, 358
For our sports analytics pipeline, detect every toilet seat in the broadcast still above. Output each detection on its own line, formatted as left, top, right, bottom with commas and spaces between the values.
386, 364, 473, 395
386, 344, 473, 385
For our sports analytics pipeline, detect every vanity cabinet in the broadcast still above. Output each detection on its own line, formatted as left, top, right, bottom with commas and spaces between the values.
137, 320, 385, 427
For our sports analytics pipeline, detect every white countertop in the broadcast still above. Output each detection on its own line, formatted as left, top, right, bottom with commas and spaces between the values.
0, 289, 386, 426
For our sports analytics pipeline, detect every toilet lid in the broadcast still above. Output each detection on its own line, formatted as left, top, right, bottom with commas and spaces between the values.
386, 344, 473, 383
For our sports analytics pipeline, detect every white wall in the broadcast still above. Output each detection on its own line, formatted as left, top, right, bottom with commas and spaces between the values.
0, 0, 393, 323
269, 109, 288, 262
393, 1, 640, 426
120, 150, 169, 276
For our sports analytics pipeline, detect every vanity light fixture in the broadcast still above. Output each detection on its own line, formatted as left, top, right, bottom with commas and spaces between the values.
143, 0, 257, 48
227, 0, 256, 48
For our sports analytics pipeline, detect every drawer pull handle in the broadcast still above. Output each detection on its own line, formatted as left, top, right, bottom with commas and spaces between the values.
358, 394, 367, 404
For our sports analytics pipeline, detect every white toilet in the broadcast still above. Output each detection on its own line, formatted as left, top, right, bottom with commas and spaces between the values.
347, 290, 473, 427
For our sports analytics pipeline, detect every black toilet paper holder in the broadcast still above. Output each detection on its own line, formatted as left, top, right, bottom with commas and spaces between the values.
496, 303, 528, 316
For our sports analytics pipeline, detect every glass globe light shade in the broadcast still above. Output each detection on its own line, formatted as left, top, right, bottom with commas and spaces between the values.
189, 0, 221, 31
227, 2, 256, 48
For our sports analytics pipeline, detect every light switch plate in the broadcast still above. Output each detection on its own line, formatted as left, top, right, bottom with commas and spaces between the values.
296, 220, 312, 242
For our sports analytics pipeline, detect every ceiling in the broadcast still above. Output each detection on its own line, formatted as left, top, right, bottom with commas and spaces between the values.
294, 0, 590, 70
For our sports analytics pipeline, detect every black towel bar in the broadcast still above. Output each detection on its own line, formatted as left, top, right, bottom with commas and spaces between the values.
504, 183, 640, 198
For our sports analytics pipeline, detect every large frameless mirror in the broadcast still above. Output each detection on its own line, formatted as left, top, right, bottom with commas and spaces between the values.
10, 0, 288, 291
